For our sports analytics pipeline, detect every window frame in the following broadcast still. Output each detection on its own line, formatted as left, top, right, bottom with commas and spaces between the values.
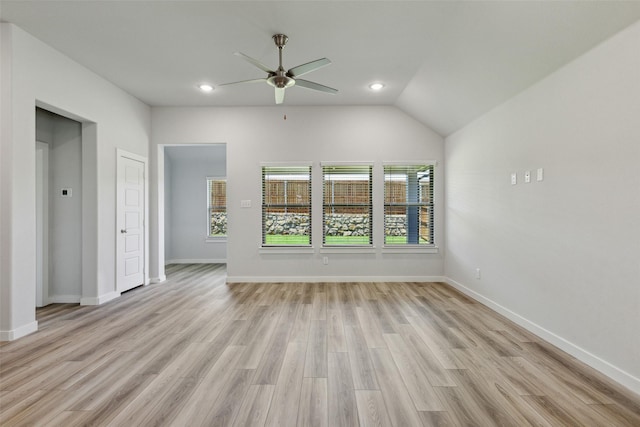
206, 177, 227, 240
382, 162, 436, 249
321, 162, 374, 247
261, 163, 313, 248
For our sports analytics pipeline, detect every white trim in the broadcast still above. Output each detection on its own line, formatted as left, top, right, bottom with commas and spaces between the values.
382, 245, 439, 254
444, 277, 640, 396
205, 237, 227, 243
382, 160, 438, 166
0, 321, 39, 341
260, 161, 313, 167
166, 259, 227, 264
259, 246, 314, 254
35, 141, 50, 308
150, 275, 167, 284
227, 275, 446, 283
48, 295, 81, 304
81, 291, 120, 306
320, 161, 374, 167
320, 246, 376, 254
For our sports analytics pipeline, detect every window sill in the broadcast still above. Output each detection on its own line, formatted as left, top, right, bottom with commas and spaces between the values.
206, 237, 227, 243
259, 246, 315, 254
320, 246, 376, 254
381, 245, 439, 254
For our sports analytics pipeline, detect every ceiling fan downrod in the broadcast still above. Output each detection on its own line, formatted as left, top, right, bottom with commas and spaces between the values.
268, 34, 295, 89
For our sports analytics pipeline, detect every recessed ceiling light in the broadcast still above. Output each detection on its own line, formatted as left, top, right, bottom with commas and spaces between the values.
369, 83, 385, 91
198, 83, 214, 92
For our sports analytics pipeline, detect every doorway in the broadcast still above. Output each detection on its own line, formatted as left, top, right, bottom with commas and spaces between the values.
35, 108, 83, 305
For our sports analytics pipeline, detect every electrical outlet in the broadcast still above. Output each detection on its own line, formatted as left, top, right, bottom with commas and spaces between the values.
240, 200, 251, 208
511, 173, 517, 185
536, 168, 544, 182
323, 256, 328, 265
476, 268, 481, 279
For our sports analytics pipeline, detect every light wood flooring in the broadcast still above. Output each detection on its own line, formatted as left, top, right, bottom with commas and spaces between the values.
1, 263, 639, 426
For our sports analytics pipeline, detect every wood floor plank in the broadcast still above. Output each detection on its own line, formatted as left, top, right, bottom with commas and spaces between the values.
355, 390, 393, 427
199, 368, 255, 426
344, 325, 379, 390
369, 348, 424, 426
252, 318, 293, 385
417, 410, 457, 427
304, 319, 328, 378
2, 265, 639, 426
233, 384, 275, 427
264, 342, 306, 427
383, 333, 445, 411
327, 308, 347, 353
355, 306, 387, 349
169, 345, 245, 426
298, 377, 328, 427
327, 352, 359, 427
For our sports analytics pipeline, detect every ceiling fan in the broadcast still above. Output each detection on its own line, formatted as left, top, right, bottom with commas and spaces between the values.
220, 34, 338, 104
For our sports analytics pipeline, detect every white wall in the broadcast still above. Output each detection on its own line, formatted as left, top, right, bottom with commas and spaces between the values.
151, 106, 444, 282
165, 145, 227, 263
0, 24, 150, 340
445, 21, 640, 393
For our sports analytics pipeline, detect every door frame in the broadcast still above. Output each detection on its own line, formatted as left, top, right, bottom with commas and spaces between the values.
35, 141, 49, 307
116, 149, 149, 292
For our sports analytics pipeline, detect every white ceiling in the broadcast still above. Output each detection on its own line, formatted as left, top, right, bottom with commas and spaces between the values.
2, 1, 640, 136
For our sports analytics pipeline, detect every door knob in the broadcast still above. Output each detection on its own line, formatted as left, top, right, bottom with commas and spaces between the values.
121, 229, 127, 234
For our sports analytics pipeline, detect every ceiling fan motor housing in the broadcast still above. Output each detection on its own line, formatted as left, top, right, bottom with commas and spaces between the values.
267, 74, 295, 89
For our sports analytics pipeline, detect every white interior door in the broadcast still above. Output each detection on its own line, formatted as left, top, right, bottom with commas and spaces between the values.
117, 153, 145, 292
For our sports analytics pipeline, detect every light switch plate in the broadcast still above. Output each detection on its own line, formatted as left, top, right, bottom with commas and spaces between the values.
524, 171, 531, 183
511, 173, 517, 185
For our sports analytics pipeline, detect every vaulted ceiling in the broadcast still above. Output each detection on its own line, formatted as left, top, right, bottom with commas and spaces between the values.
2, 1, 640, 136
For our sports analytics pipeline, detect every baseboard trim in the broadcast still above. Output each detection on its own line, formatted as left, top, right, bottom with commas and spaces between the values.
81, 291, 120, 306
166, 259, 227, 264
0, 321, 38, 341
226, 275, 446, 283
49, 295, 81, 304
150, 275, 167, 284
444, 277, 640, 396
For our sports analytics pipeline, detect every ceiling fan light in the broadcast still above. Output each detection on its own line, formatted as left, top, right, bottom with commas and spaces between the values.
369, 83, 385, 91
198, 83, 214, 92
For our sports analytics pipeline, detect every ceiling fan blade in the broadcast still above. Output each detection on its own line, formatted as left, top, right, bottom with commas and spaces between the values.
219, 78, 267, 86
295, 79, 338, 94
275, 88, 285, 104
234, 52, 274, 74
288, 58, 331, 78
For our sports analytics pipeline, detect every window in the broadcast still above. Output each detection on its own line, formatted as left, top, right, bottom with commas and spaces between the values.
262, 165, 312, 246
383, 164, 434, 245
322, 164, 373, 246
207, 178, 227, 238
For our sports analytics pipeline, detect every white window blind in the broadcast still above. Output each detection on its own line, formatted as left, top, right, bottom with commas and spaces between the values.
383, 164, 434, 245
261, 166, 312, 246
322, 164, 373, 246
207, 178, 227, 237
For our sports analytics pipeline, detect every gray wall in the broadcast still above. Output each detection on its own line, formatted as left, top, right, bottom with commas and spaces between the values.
445, 21, 640, 391
151, 106, 444, 281
165, 145, 226, 263
36, 108, 82, 301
